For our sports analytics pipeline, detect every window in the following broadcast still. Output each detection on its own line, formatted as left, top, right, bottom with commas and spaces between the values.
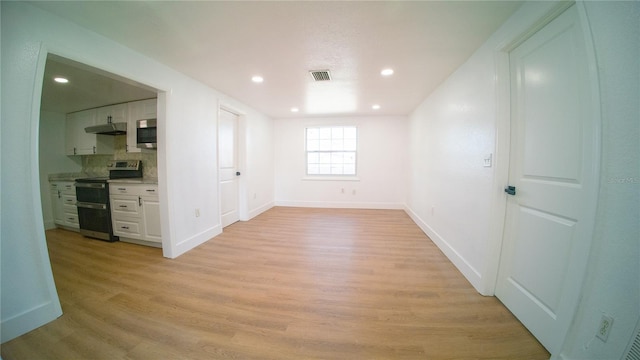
306, 126, 357, 176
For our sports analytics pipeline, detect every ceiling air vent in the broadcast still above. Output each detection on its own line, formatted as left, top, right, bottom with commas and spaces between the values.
309, 70, 331, 82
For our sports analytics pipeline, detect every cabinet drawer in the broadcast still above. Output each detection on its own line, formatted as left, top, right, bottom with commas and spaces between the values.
110, 184, 158, 196
110, 185, 134, 195
113, 219, 141, 237
50, 181, 76, 193
62, 194, 77, 206
64, 213, 79, 226
63, 203, 77, 213
62, 183, 75, 192
111, 198, 140, 215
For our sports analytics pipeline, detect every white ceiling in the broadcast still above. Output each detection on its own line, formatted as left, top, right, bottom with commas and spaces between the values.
42, 55, 157, 114
33, 1, 523, 118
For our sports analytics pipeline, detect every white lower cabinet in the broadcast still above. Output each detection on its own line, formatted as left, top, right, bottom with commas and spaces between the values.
50, 181, 79, 230
109, 183, 161, 247
140, 197, 162, 242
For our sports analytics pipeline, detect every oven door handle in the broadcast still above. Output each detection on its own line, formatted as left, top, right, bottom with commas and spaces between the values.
75, 182, 106, 189
76, 202, 107, 210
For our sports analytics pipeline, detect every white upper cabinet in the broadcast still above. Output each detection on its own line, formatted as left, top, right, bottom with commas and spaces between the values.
65, 100, 155, 155
96, 103, 127, 125
127, 98, 157, 153
65, 109, 114, 155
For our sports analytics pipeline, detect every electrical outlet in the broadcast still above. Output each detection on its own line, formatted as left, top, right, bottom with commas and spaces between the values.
596, 314, 614, 342
195, 209, 200, 218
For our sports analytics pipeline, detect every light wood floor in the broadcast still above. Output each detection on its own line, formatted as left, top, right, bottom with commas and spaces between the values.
2, 207, 549, 359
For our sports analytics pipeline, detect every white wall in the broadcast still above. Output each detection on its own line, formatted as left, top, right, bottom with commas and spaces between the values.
274, 116, 407, 209
558, 2, 639, 359
405, 1, 563, 293
406, 45, 497, 289
406, 1, 639, 359
39, 111, 82, 228
1, 2, 274, 343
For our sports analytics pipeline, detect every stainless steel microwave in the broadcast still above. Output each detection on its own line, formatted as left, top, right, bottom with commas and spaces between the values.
136, 119, 157, 149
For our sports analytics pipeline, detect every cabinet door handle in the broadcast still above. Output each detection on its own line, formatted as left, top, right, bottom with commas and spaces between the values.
121, 226, 129, 230
146, 189, 156, 192
139, 196, 142, 206
93, 146, 96, 154
118, 188, 126, 191
119, 205, 128, 208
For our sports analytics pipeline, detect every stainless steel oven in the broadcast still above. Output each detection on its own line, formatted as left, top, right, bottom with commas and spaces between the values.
75, 160, 143, 242
76, 179, 114, 241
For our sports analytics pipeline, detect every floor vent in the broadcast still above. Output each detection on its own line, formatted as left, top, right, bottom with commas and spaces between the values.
309, 70, 331, 81
624, 318, 640, 360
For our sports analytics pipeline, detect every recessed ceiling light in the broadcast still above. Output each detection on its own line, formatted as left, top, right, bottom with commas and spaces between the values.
54, 77, 69, 84
291, 107, 299, 113
251, 75, 264, 83
372, 104, 381, 110
381, 68, 394, 76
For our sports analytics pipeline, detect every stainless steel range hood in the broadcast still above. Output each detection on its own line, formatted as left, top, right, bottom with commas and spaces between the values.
85, 122, 127, 135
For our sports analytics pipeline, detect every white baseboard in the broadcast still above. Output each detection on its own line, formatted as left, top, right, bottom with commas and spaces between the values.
404, 205, 483, 293
1, 300, 62, 343
43, 220, 56, 230
171, 225, 221, 259
274, 200, 405, 210
244, 201, 274, 221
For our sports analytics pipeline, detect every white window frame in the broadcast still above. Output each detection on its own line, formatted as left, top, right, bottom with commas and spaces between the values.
304, 126, 358, 179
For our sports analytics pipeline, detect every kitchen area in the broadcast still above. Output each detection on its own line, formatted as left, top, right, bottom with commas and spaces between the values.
42, 54, 162, 249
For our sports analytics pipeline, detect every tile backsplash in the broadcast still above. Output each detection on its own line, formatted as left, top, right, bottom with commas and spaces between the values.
82, 136, 157, 178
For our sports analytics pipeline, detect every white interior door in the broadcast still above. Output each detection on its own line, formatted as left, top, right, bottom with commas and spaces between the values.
496, 5, 597, 354
219, 109, 240, 228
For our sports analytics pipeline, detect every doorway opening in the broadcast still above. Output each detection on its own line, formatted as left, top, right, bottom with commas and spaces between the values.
39, 53, 161, 248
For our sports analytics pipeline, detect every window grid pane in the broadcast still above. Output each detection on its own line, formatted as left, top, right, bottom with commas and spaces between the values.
306, 126, 357, 176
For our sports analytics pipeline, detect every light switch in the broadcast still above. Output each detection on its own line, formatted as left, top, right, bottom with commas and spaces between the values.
483, 154, 493, 167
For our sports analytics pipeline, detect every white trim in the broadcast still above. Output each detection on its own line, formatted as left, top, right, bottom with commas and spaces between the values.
244, 201, 275, 221
2, 43, 64, 343
304, 125, 358, 178
157, 91, 173, 258
404, 205, 484, 293
484, 0, 579, 297
554, 1, 603, 354
172, 225, 221, 259
302, 176, 360, 182
481, 48, 511, 296
275, 201, 404, 210
488, 2, 602, 355
0, 300, 62, 343
217, 103, 247, 228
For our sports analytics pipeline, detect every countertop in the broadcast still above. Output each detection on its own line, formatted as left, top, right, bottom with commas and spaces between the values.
48, 173, 158, 185
48, 172, 87, 182
108, 178, 158, 185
